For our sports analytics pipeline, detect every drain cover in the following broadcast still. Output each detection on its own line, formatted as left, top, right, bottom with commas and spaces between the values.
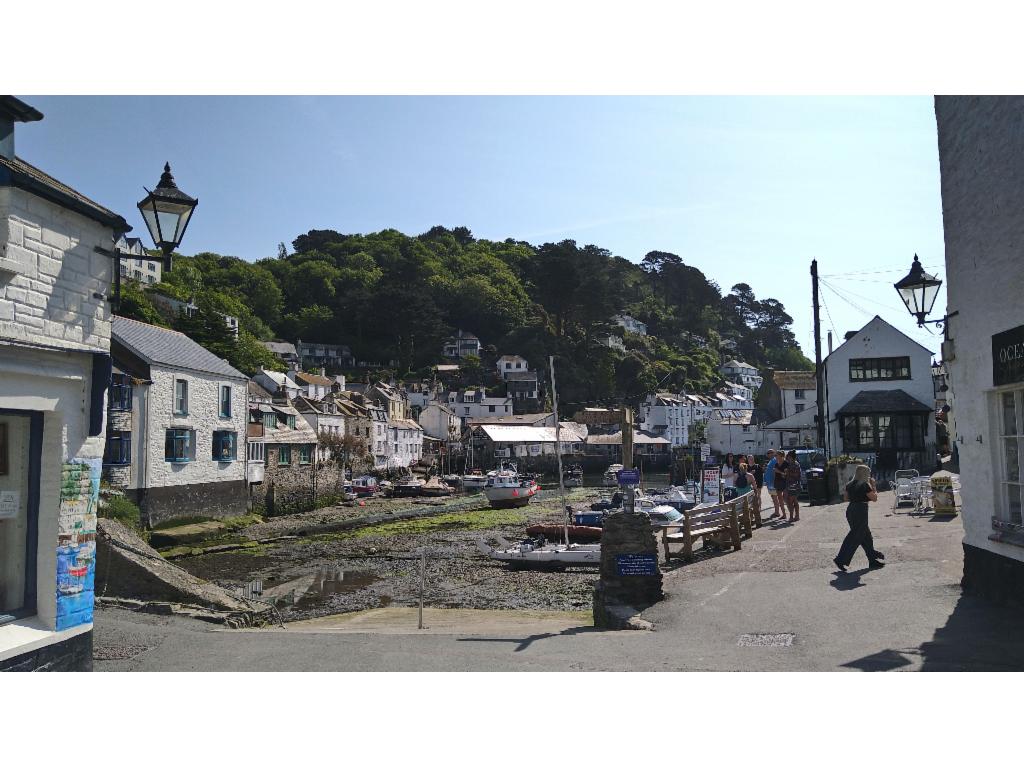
93, 644, 152, 661
737, 633, 795, 647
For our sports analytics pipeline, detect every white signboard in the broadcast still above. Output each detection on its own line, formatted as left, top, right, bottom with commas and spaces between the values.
701, 467, 721, 505
0, 490, 20, 519
700, 444, 711, 460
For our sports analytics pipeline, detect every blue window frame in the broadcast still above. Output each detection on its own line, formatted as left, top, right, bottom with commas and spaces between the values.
103, 431, 131, 465
298, 444, 312, 465
220, 385, 232, 418
108, 373, 133, 411
174, 379, 188, 416
212, 430, 237, 462
164, 429, 194, 462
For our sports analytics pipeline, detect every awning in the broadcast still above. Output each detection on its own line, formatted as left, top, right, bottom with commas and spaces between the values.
836, 389, 932, 415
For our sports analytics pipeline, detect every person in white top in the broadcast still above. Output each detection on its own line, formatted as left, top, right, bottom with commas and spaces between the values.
721, 452, 737, 488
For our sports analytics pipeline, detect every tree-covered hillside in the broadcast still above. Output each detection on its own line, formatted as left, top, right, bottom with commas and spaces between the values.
116, 225, 812, 408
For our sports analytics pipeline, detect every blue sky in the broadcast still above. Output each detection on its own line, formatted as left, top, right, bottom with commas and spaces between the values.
19, 96, 947, 358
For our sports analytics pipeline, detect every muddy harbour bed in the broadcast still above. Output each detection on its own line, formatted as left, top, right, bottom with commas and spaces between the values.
175, 488, 605, 622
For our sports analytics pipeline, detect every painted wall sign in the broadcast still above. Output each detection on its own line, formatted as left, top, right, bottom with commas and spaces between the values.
993, 324, 1024, 386
55, 458, 100, 631
616, 468, 640, 485
615, 553, 658, 576
0, 490, 20, 519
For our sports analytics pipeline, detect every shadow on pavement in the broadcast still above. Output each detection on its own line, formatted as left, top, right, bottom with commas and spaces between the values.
456, 626, 599, 652
830, 568, 870, 591
842, 591, 1024, 671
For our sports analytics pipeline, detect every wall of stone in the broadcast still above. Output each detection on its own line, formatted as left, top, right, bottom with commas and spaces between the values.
130, 479, 249, 527
0, 187, 113, 353
0, 628, 92, 672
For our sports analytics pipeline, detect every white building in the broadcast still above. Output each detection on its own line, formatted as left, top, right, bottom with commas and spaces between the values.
442, 329, 481, 359
447, 389, 513, 426
614, 314, 648, 336
294, 396, 346, 462
761, 405, 819, 451
253, 367, 300, 401
288, 369, 333, 401
720, 359, 763, 390
822, 316, 934, 472
1, 97, 131, 670
469, 424, 586, 460
496, 354, 529, 379
707, 409, 760, 456
388, 419, 424, 468
418, 403, 460, 442
117, 235, 161, 285
773, 370, 817, 418
935, 96, 1024, 602
640, 392, 690, 448
109, 317, 249, 526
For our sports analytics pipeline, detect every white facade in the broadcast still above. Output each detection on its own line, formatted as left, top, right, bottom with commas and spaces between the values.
640, 392, 690, 447
496, 355, 529, 379
418, 403, 460, 441
614, 314, 647, 336
388, 419, 424, 468
935, 96, 1024, 577
706, 410, 759, 456
1, 104, 128, 667
720, 359, 763, 390
447, 390, 513, 425
253, 368, 300, 400
822, 316, 934, 463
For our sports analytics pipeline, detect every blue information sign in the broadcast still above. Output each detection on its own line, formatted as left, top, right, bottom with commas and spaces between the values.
616, 553, 658, 577
617, 469, 640, 485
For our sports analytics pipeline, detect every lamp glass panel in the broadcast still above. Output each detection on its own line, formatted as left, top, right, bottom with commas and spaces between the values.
920, 280, 941, 316
140, 204, 162, 244
898, 284, 920, 314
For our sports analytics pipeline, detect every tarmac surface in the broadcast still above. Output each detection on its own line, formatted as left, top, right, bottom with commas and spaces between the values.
93, 489, 1024, 671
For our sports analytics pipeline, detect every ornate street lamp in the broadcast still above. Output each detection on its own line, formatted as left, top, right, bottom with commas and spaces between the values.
137, 162, 198, 271
893, 254, 943, 326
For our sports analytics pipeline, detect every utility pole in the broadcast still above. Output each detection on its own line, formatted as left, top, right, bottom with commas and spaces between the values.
811, 259, 827, 456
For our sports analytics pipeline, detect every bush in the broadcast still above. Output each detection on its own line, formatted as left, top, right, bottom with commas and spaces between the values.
100, 495, 142, 529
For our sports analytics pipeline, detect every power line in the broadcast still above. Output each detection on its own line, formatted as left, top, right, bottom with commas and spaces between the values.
820, 264, 943, 279
822, 277, 908, 315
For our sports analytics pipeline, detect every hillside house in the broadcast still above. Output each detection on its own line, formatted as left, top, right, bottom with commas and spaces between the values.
496, 354, 529, 379
117, 235, 160, 285
253, 367, 300, 401
720, 359, 763, 391
288, 369, 333, 401
447, 389, 513, 427
418, 403, 460, 442
296, 339, 355, 371
640, 392, 689, 448
614, 314, 647, 336
442, 329, 481, 359
505, 371, 540, 414
260, 340, 299, 367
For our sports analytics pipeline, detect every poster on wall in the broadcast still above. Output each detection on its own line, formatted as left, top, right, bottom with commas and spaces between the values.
55, 458, 100, 631
702, 465, 721, 505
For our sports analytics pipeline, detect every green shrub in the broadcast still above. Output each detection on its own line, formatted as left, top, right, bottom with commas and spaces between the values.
100, 496, 142, 529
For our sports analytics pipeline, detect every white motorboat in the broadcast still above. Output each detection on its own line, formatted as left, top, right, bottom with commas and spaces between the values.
476, 536, 601, 567
461, 471, 489, 491
484, 463, 539, 508
603, 463, 624, 487
646, 486, 696, 510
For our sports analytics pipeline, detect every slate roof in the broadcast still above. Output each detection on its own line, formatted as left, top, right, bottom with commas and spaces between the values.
112, 316, 246, 380
261, 341, 297, 357
585, 430, 670, 445
0, 154, 131, 232
773, 370, 816, 389
836, 389, 933, 415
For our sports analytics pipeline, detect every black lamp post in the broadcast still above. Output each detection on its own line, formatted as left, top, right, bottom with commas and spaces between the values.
894, 254, 947, 327
137, 162, 198, 272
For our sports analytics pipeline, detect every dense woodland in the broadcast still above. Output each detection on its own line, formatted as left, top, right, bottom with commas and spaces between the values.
116, 225, 812, 408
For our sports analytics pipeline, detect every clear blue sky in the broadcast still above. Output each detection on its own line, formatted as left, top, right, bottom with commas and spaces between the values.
19, 96, 947, 359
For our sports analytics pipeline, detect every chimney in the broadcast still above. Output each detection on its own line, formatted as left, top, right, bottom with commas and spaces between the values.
320, 366, 326, 377
0, 96, 44, 160
827, 331, 833, 354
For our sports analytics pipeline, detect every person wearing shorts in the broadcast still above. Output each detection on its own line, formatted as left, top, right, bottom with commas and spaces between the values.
764, 449, 783, 519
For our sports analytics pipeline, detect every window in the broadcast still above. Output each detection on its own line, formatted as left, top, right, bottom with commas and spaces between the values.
219, 385, 232, 418
119, 264, 128, 277
277, 445, 292, 465
840, 414, 925, 452
997, 390, 1024, 525
488, 405, 495, 413
212, 431, 237, 462
147, 275, 155, 284
164, 429, 195, 462
262, 412, 276, 430
135, 258, 143, 267
108, 373, 133, 411
148, 262, 156, 271
795, 404, 805, 413
298, 445, 312, 465
103, 431, 131, 465
133, 270, 142, 281
247, 442, 265, 463
794, 389, 806, 400
287, 415, 296, 429
849, 357, 911, 382
173, 379, 188, 415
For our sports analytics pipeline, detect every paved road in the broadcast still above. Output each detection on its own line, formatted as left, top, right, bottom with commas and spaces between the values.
93, 490, 1024, 671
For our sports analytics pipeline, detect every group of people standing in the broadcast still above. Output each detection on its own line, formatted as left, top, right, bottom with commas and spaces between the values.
720, 449, 803, 523
716, 450, 884, 572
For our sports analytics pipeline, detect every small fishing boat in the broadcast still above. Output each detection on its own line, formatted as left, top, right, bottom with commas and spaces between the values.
461, 470, 489, 492
646, 486, 697, 511
525, 524, 602, 542
353, 475, 379, 496
421, 476, 455, 497
477, 536, 601, 567
484, 463, 539, 508
562, 465, 583, 487
573, 509, 606, 527
388, 476, 426, 497
603, 463, 624, 487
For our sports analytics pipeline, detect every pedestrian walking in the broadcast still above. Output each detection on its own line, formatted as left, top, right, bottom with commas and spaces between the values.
748, 454, 763, 519
834, 464, 885, 572
764, 449, 783, 519
783, 449, 803, 522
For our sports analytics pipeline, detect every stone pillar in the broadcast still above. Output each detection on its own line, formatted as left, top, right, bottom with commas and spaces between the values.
593, 509, 663, 630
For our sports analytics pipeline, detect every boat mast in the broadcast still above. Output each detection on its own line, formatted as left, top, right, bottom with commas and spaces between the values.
549, 355, 570, 547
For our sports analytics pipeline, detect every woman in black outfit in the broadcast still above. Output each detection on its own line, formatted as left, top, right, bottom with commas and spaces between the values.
834, 464, 885, 571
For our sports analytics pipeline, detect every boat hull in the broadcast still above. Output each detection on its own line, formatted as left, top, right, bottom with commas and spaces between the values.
485, 484, 538, 508
525, 524, 602, 542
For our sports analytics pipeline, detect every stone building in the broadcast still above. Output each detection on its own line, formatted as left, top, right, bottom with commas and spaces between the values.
1, 96, 130, 670
934, 96, 1024, 603
109, 316, 249, 526
247, 398, 318, 514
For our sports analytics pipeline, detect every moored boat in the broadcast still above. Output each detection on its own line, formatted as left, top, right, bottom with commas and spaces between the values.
525, 524, 602, 542
484, 463, 538, 508
461, 470, 489, 492
476, 536, 601, 567
602, 463, 624, 487
353, 475, 379, 496
562, 465, 583, 487
388, 476, 426, 497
